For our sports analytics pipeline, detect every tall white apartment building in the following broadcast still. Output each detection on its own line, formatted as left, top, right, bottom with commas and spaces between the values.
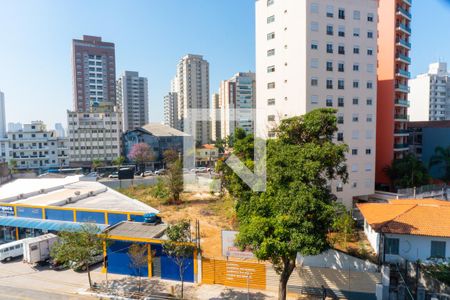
409, 62, 450, 121
117, 71, 149, 131
67, 109, 122, 166
164, 92, 178, 129
0, 91, 6, 138
8, 122, 22, 132
256, 0, 378, 207
54, 123, 66, 138
173, 54, 210, 145
8, 121, 69, 170
211, 93, 221, 142
219, 72, 256, 139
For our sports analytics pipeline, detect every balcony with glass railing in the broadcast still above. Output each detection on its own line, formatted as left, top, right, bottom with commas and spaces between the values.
394, 114, 409, 121
396, 53, 411, 64
395, 99, 410, 107
403, 0, 412, 6
396, 6, 412, 20
394, 143, 409, 150
395, 84, 410, 93
394, 129, 409, 136
397, 23, 412, 34
396, 69, 411, 78
396, 38, 411, 49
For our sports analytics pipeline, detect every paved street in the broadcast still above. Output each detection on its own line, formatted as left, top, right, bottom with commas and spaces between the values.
0, 285, 94, 300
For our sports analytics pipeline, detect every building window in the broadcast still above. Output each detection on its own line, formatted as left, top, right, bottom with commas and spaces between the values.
311, 95, 319, 104
353, 97, 359, 105
366, 148, 372, 155
337, 115, 344, 124
267, 32, 275, 40
327, 44, 333, 53
338, 97, 344, 107
326, 79, 333, 89
353, 64, 359, 71
367, 64, 374, 73
352, 114, 359, 122
311, 41, 319, 50
267, 49, 275, 56
338, 8, 345, 19
267, 65, 276, 73
367, 114, 373, 122
326, 5, 334, 17
311, 77, 319, 86
431, 241, 446, 258
268, 115, 275, 122
368, 13, 374, 22
351, 164, 358, 172
267, 15, 275, 23
310, 3, 319, 13
327, 25, 334, 35
353, 28, 360, 37
367, 48, 374, 56
353, 10, 360, 20
385, 238, 400, 255
353, 46, 360, 54
367, 81, 374, 89
267, 98, 276, 106
338, 26, 345, 37
310, 58, 319, 68
326, 61, 333, 71
326, 97, 333, 107
338, 62, 345, 72
353, 81, 359, 88
352, 149, 358, 155
267, 0, 274, 6
267, 82, 275, 89
367, 98, 373, 106
338, 45, 345, 54
367, 31, 374, 39
338, 80, 345, 90
365, 163, 372, 171
311, 22, 319, 32
337, 132, 344, 141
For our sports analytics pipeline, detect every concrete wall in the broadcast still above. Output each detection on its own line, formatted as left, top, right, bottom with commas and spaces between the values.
297, 249, 378, 272
365, 220, 381, 254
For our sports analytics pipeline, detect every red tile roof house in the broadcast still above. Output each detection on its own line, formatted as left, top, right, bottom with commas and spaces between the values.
358, 199, 450, 264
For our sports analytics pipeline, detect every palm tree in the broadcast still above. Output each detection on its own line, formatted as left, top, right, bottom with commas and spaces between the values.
383, 154, 429, 191
429, 146, 450, 183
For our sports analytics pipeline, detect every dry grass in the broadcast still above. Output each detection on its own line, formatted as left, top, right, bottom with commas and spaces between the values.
330, 231, 378, 263
117, 185, 237, 258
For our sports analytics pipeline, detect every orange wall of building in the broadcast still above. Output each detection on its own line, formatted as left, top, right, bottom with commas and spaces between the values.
376, 0, 396, 185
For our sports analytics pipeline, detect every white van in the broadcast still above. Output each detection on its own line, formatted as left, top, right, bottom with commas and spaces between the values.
0, 240, 24, 262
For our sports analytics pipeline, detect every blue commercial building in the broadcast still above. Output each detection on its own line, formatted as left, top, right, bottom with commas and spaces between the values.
0, 175, 198, 282
409, 121, 450, 180
123, 123, 193, 169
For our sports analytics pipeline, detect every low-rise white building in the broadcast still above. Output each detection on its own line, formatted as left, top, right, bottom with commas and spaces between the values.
6, 121, 69, 170
358, 199, 450, 263
67, 109, 122, 167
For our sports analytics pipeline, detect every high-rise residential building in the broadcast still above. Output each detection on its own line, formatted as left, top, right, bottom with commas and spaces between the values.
54, 123, 66, 138
375, 0, 412, 186
7, 121, 69, 170
255, 0, 378, 207
67, 110, 122, 166
409, 62, 450, 121
164, 92, 178, 129
117, 71, 149, 131
219, 72, 256, 139
173, 54, 210, 145
69, 35, 122, 166
211, 93, 221, 142
0, 91, 6, 138
8, 122, 22, 132
72, 35, 116, 113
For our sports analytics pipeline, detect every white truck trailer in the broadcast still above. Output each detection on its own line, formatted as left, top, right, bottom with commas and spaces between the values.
23, 233, 58, 264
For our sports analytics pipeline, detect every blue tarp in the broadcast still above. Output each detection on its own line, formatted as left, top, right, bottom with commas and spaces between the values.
0, 216, 108, 232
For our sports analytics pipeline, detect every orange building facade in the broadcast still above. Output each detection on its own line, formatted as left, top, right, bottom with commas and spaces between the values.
376, 0, 412, 186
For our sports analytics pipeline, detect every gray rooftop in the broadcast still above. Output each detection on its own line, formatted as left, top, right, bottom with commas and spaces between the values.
141, 123, 190, 137
106, 221, 167, 240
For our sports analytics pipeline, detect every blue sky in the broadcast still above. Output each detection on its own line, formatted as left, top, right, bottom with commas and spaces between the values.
0, 0, 449, 128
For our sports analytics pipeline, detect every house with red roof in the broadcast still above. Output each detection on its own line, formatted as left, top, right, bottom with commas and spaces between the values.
358, 199, 450, 263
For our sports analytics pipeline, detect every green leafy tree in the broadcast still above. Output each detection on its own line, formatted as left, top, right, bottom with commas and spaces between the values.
163, 220, 196, 299
332, 204, 356, 248
164, 150, 183, 204
429, 146, 450, 183
384, 154, 429, 190
92, 159, 104, 171
9, 159, 17, 174
222, 108, 348, 300
214, 137, 226, 154
128, 244, 148, 292
151, 177, 170, 202
50, 224, 107, 288
112, 156, 126, 167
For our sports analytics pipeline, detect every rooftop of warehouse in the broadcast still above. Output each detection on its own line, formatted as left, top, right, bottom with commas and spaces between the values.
106, 221, 168, 240
0, 176, 158, 214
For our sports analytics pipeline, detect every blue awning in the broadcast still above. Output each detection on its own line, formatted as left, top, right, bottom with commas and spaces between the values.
0, 216, 108, 232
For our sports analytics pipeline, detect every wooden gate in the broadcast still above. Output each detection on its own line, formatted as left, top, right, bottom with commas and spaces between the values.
202, 257, 266, 290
